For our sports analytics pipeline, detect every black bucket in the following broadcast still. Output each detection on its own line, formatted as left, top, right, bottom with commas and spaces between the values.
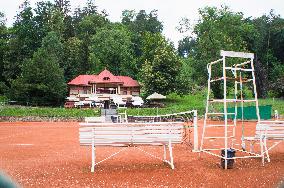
221, 149, 236, 169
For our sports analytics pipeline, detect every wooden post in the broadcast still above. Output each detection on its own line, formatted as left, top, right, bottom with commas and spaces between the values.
118, 85, 121, 95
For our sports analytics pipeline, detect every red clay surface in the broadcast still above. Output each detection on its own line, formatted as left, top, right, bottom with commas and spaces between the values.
0, 121, 283, 187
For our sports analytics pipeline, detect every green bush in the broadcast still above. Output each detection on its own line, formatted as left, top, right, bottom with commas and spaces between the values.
0, 106, 99, 118
0, 95, 8, 103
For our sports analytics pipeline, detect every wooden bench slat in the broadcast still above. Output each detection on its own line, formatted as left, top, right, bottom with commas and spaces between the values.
80, 130, 182, 135
256, 126, 284, 130
79, 124, 183, 146
80, 135, 181, 140
79, 125, 184, 129
80, 140, 181, 145
246, 121, 284, 141
79, 122, 184, 126
80, 143, 174, 146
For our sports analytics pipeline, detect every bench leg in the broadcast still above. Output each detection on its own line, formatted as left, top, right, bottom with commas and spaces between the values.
91, 140, 96, 172
263, 139, 270, 163
260, 138, 265, 166
168, 140, 174, 169
169, 141, 175, 169
162, 141, 174, 169
163, 145, 167, 161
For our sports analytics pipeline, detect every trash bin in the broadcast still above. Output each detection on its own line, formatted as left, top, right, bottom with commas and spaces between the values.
221, 148, 236, 169
111, 116, 118, 123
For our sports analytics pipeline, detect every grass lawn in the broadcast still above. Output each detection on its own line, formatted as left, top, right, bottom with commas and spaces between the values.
119, 93, 206, 116
120, 93, 284, 117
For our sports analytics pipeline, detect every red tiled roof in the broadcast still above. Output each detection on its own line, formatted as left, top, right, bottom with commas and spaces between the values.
90, 69, 123, 84
68, 75, 97, 86
68, 69, 140, 87
117, 76, 140, 87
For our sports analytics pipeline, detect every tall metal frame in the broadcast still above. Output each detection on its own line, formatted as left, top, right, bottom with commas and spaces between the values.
200, 50, 262, 169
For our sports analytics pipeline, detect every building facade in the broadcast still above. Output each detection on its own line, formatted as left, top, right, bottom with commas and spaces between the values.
68, 69, 140, 97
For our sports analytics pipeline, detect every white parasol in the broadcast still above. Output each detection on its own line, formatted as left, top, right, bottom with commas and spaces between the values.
146, 92, 166, 100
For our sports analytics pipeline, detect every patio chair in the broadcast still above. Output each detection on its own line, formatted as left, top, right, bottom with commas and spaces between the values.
132, 96, 144, 107
111, 95, 126, 108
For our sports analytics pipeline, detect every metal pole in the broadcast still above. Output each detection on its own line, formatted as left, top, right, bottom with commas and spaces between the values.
240, 71, 245, 148
250, 57, 260, 122
200, 64, 212, 152
232, 64, 238, 148
223, 55, 228, 169
193, 110, 198, 152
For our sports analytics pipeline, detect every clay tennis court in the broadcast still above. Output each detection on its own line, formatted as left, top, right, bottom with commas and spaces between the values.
0, 121, 283, 187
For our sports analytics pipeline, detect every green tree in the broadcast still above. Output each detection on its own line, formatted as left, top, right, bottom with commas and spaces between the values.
54, 0, 71, 16
54, 0, 76, 40
122, 10, 163, 71
33, 1, 54, 39
76, 14, 108, 73
10, 32, 66, 106
175, 57, 195, 95
140, 33, 181, 95
0, 12, 9, 94
177, 37, 196, 57
89, 23, 136, 77
192, 6, 256, 98
3, 1, 38, 83
250, 12, 284, 97
122, 10, 163, 34
63, 37, 84, 81
34, 0, 73, 41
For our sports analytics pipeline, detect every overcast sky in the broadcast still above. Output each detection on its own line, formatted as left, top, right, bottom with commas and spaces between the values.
1, 0, 284, 46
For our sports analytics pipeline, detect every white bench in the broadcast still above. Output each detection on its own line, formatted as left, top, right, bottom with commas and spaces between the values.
244, 120, 284, 164
79, 122, 184, 172
84, 116, 106, 123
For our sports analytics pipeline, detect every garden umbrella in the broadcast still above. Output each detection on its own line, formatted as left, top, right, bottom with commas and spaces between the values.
146, 92, 166, 100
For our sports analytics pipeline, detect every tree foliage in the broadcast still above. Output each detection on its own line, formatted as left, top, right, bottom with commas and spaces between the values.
177, 36, 196, 57
122, 10, 163, 72
193, 6, 255, 81
247, 12, 284, 97
63, 37, 84, 81
179, 6, 257, 97
3, 1, 38, 83
1, 1, 284, 106
90, 24, 136, 77
0, 12, 8, 94
141, 33, 181, 95
10, 32, 66, 106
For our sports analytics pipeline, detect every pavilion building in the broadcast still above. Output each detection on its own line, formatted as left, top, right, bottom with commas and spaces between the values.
67, 69, 140, 99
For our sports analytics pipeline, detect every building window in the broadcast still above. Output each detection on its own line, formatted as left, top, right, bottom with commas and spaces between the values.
103, 77, 110, 81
